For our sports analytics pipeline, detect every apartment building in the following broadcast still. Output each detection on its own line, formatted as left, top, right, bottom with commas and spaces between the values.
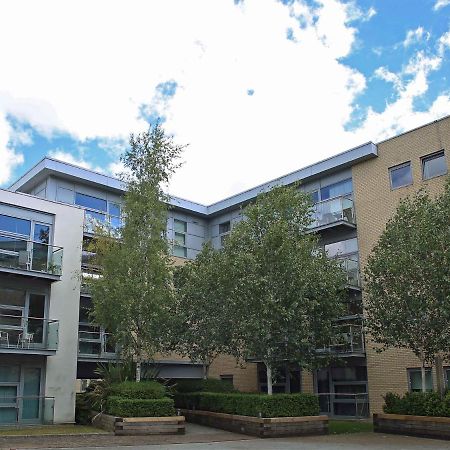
0, 115, 448, 425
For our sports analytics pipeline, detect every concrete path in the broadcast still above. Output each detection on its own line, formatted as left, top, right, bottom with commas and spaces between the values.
1, 424, 450, 450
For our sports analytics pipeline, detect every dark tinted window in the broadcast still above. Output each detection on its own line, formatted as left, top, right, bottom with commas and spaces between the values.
219, 221, 231, 234
0, 214, 31, 236
320, 179, 352, 200
390, 162, 412, 189
75, 193, 107, 212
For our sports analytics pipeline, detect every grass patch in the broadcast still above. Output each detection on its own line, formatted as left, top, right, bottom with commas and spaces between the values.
329, 420, 373, 434
0, 424, 107, 436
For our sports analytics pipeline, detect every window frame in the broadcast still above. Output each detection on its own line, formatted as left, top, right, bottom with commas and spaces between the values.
173, 219, 187, 258
421, 150, 447, 181
407, 367, 433, 392
389, 161, 413, 190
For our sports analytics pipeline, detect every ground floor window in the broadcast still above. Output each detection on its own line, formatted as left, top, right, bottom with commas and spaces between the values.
407, 368, 433, 392
445, 367, 450, 389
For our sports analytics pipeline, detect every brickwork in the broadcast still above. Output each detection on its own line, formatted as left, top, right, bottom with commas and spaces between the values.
352, 116, 450, 414
302, 370, 315, 394
209, 355, 259, 392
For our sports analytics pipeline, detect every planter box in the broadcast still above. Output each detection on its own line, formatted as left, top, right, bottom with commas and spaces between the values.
181, 409, 328, 438
91, 412, 185, 435
374, 413, 450, 440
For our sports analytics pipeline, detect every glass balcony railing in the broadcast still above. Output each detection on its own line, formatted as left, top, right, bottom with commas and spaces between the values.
0, 232, 63, 276
78, 324, 117, 359
84, 209, 122, 234
0, 315, 59, 351
310, 196, 355, 229
0, 396, 54, 424
337, 256, 361, 288
318, 322, 365, 355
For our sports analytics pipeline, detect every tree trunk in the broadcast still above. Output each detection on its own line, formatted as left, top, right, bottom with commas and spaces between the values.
421, 364, 426, 393
266, 363, 273, 395
435, 355, 445, 398
136, 359, 141, 382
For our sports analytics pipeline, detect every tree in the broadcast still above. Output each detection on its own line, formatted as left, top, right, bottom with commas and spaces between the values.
88, 123, 184, 381
171, 243, 237, 378
221, 185, 347, 394
364, 181, 450, 395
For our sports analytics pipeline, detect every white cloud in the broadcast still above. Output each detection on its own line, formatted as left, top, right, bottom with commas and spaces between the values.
403, 27, 430, 47
0, 113, 24, 184
0, 0, 448, 203
434, 0, 450, 10
438, 31, 450, 55
49, 150, 104, 174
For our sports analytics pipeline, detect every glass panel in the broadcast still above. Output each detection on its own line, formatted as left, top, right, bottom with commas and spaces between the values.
320, 179, 352, 201
104, 333, 116, 353
33, 224, 50, 244
109, 203, 121, 217
22, 368, 41, 420
28, 294, 45, 344
0, 289, 26, 307
0, 235, 28, 269
47, 321, 59, 350
0, 307, 23, 328
309, 190, 320, 203
110, 216, 122, 230
446, 369, 450, 389
390, 163, 412, 189
174, 219, 187, 233
79, 341, 101, 355
0, 386, 17, 404
219, 221, 231, 234
48, 247, 63, 275
0, 214, 31, 236
409, 369, 433, 392
174, 232, 185, 245
173, 245, 187, 258
75, 193, 107, 212
79, 297, 92, 323
0, 366, 20, 382
423, 152, 447, 179
325, 238, 358, 257
31, 242, 49, 272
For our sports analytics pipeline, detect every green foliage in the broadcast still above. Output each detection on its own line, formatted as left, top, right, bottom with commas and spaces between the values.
88, 124, 185, 379
365, 182, 450, 367
171, 243, 238, 376
219, 185, 346, 378
109, 381, 166, 399
106, 396, 175, 417
75, 393, 91, 425
174, 392, 319, 417
174, 378, 237, 394
383, 391, 450, 417
328, 420, 373, 434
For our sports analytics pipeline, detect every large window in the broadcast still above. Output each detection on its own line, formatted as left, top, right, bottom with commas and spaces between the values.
325, 238, 358, 257
320, 179, 353, 201
173, 219, 187, 258
389, 162, 413, 189
408, 368, 433, 392
0, 214, 31, 237
75, 193, 107, 212
422, 150, 447, 180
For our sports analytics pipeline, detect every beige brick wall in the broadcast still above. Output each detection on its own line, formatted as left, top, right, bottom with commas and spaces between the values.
302, 370, 315, 394
209, 355, 258, 392
352, 116, 450, 414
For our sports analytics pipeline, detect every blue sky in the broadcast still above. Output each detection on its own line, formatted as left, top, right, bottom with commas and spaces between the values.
0, 0, 449, 203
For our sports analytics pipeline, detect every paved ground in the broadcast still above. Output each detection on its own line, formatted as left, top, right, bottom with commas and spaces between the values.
1, 423, 449, 450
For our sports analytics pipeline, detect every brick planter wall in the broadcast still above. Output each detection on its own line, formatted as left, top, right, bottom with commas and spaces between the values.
91, 412, 185, 435
374, 413, 450, 440
181, 409, 328, 438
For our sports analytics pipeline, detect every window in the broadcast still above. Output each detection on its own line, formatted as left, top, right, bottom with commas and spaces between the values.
309, 190, 320, 203
75, 193, 107, 212
320, 179, 353, 201
408, 368, 433, 392
220, 374, 234, 387
219, 221, 231, 234
173, 219, 187, 258
325, 238, 358, 257
445, 368, 450, 389
0, 214, 31, 237
390, 162, 413, 189
422, 150, 447, 180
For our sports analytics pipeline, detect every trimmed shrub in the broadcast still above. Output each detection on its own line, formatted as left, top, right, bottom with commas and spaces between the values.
106, 396, 175, 417
175, 378, 236, 394
383, 391, 450, 417
109, 381, 166, 400
174, 392, 319, 418
75, 393, 91, 425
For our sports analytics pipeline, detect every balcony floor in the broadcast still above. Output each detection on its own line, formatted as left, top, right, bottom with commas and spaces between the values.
0, 266, 61, 282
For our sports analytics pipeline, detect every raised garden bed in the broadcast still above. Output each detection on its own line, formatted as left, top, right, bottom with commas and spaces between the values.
374, 413, 450, 440
181, 409, 328, 438
92, 412, 185, 436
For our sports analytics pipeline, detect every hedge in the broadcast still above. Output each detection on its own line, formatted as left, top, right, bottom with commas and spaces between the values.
384, 392, 450, 417
109, 381, 166, 399
175, 378, 236, 394
106, 396, 176, 417
175, 392, 319, 417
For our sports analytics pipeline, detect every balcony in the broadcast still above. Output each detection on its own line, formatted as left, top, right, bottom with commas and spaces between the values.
0, 315, 59, 355
0, 396, 54, 424
83, 209, 122, 235
310, 196, 356, 231
318, 322, 365, 357
338, 256, 361, 289
78, 324, 118, 361
0, 232, 63, 281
